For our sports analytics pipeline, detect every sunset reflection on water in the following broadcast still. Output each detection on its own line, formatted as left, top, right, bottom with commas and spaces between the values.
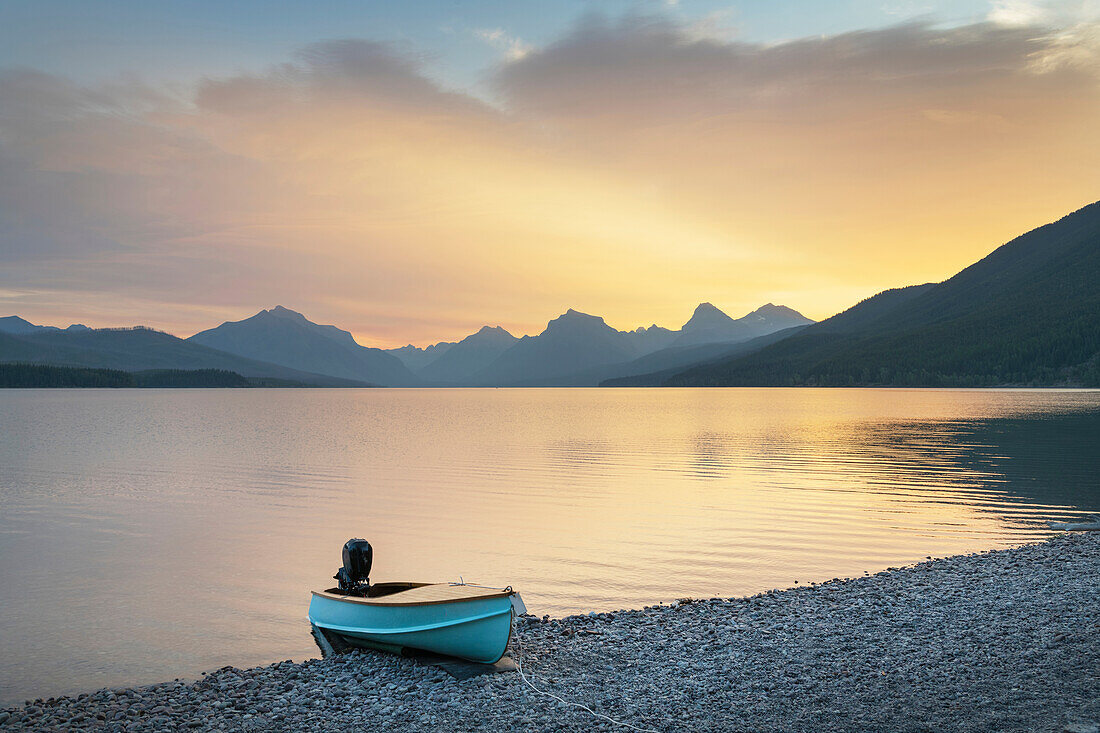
1, 387, 1097, 704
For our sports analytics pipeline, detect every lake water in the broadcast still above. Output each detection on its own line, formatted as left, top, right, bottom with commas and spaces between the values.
1, 388, 1098, 705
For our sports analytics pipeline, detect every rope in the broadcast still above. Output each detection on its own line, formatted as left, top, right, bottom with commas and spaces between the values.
508, 613, 662, 733
448, 580, 513, 592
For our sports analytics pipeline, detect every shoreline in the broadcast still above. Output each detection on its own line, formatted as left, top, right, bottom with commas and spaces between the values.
2, 533, 1097, 732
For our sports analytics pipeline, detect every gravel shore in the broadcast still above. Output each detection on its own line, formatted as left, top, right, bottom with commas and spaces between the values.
3, 533, 1098, 732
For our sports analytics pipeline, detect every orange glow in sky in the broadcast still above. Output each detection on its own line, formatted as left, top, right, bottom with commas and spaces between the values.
1, 15, 1098, 346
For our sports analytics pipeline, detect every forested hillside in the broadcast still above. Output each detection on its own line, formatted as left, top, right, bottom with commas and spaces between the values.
668, 201, 1100, 387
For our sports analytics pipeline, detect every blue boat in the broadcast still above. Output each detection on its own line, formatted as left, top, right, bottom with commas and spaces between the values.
309, 582, 522, 663
308, 539, 524, 664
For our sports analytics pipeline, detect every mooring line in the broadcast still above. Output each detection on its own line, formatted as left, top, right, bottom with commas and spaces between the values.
509, 615, 663, 733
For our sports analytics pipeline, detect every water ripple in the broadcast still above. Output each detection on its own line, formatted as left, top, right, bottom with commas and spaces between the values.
0, 387, 1097, 706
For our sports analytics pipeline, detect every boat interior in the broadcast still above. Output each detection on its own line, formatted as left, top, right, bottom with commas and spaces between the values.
315, 582, 512, 606
323, 582, 431, 599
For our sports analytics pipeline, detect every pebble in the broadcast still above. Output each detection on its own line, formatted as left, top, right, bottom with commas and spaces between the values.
1, 533, 1097, 731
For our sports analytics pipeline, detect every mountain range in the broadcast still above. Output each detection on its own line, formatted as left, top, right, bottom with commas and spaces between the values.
2, 200, 1096, 388
0, 302, 811, 387
0, 316, 91, 334
0, 325, 370, 386
385, 303, 812, 386
644, 200, 1100, 387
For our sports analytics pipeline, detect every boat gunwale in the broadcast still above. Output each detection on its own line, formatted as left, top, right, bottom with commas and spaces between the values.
309, 605, 512, 635
310, 586, 512, 607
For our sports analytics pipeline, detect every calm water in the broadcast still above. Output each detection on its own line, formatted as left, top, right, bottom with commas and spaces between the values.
1, 388, 1098, 705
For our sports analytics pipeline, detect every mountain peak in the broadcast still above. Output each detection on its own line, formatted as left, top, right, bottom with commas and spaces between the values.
749, 303, 813, 323
547, 309, 606, 329
0, 315, 40, 334
0, 315, 77, 335
466, 325, 517, 346
556, 308, 598, 321
267, 305, 307, 320
535, 309, 621, 343
753, 303, 784, 313
189, 306, 415, 385
682, 302, 735, 331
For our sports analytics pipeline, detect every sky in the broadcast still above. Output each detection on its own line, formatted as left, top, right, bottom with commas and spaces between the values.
1, 0, 1098, 347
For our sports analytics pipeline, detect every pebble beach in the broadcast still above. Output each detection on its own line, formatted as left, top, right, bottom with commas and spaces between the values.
2, 532, 1097, 732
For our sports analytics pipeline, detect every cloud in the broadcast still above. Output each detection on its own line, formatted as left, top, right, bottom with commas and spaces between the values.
195, 38, 496, 120
882, 2, 937, 17
1, 18, 1099, 343
0, 39, 748, 341
473, 28, 533, 61
489, 15, 1100, 317
494, 14, 1100, 122
988, 0, 1050, 25
682, 8, 741, 42
988, 0, 1100, 26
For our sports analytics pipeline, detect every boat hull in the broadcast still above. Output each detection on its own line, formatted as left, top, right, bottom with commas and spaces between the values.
308, 591, 514, 664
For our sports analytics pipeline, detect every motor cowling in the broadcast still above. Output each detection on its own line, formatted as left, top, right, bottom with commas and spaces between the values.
334, 538, 372, 593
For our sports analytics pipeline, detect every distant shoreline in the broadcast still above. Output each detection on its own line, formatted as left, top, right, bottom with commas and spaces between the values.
2, 366, 1096, 391
0, 363, 342, 389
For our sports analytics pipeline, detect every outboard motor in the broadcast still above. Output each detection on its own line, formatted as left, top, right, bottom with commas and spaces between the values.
334, 538, 373, 595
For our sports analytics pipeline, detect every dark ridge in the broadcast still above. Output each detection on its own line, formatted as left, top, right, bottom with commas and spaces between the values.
0, 363, 136, 388
0, 364, 256, 388
132, 369, 251, 388
666, 200, 1100, 387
